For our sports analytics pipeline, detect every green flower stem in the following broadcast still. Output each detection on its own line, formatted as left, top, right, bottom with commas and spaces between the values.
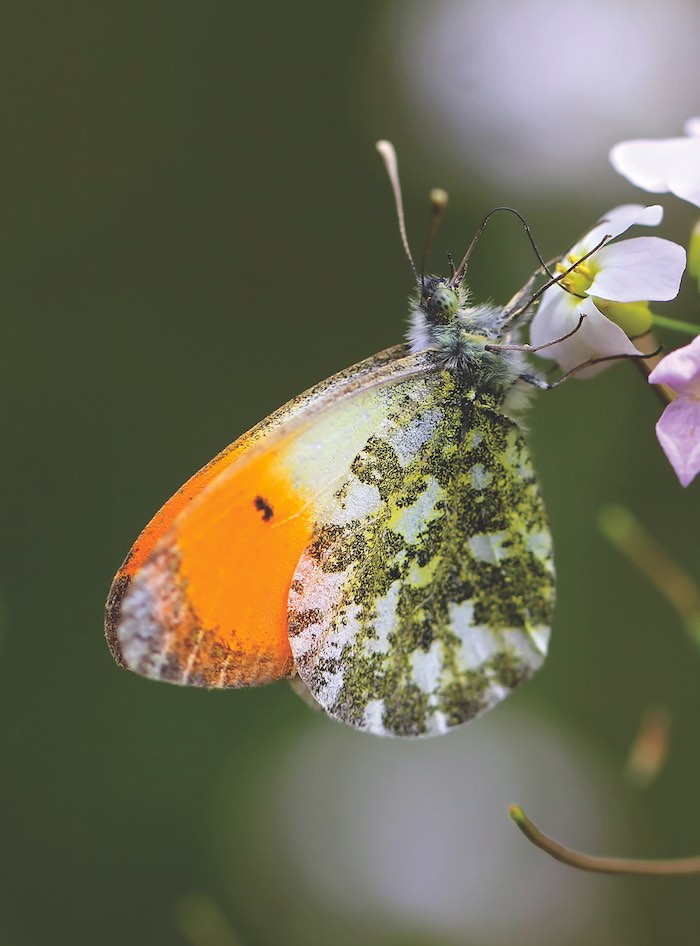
631, 331, 676, 406
650, 313, 700, 336
598, 505, 700, 650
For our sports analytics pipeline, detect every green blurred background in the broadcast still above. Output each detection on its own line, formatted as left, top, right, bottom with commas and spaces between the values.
2, 2, 700, 944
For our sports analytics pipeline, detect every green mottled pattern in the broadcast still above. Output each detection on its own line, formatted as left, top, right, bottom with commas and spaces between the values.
288, 370, 554, 737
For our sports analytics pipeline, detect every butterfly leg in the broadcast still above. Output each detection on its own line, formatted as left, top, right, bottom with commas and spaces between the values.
500, 272, 539, 323
518, 345, 663, 390
487, 314, 587, 356
488, 314, 663, 388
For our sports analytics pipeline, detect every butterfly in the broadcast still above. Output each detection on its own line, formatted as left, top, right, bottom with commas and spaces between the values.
105, 142, 557, 737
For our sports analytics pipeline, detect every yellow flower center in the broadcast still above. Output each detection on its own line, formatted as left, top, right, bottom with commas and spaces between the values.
556, 253, 595, 296
554, 245, 653, 336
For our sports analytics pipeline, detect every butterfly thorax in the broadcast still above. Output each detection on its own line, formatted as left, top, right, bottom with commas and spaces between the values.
407, 275, 527, 404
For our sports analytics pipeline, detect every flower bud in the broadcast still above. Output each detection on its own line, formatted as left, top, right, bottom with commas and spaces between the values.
687, 219, 700, 288
592, 298, 653, 336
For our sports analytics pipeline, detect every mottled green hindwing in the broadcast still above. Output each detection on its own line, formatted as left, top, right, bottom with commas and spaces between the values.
288, 369, 554, 736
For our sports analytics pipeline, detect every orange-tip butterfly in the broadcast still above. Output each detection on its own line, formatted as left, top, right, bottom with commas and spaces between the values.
105, 142, 556, 737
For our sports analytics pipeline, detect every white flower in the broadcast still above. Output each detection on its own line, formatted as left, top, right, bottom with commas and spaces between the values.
610, 118, 700, 208
529, 205, 686, 377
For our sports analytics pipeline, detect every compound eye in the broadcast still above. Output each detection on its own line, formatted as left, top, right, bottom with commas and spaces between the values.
427, 285, 459, 322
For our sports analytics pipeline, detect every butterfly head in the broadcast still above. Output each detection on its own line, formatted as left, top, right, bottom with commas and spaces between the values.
411, 273, 497, 347
409, 274, 528, 400
420, 276, 460, 324
375, 141, 529, 395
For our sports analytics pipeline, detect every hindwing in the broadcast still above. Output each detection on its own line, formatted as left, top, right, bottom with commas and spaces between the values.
288, 371, 554, 736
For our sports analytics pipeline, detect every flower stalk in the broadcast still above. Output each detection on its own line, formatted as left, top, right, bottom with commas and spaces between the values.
599, 504, 700, 647
508, 805, 700, 876
650, 313, 700, 337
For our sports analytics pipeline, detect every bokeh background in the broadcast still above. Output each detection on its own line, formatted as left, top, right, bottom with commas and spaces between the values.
2, 2, 700, 944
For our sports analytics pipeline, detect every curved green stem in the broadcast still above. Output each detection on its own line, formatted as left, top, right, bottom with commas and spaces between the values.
650, 314, 700, 336
599, 505, 700, 649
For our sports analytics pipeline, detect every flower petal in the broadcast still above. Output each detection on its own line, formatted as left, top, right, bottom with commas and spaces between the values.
529, 289, 586, 362
577, 204, 663, 253
655, 396, 700, 487
667, 142, 700, 209
648, 336, 700, 396
609, 139, 693, 192
530, 296, 642, 377
587, 237, 686, 302
573, 301, 644, 377
683, 117, 700, 137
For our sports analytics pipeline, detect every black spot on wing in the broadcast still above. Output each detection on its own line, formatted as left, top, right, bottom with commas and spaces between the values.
254, 496, 274, 521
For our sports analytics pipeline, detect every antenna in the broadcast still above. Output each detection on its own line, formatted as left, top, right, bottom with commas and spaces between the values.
420, 188, 449, 280
450, 206, 555, 287
376, 140, 418, 281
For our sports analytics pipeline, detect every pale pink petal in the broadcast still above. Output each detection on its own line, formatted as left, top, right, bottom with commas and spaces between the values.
667, 142, 700, 209
648, 336, 700, 395
588, 237, 686, 302
683, 118, 700, 137
578, 204, 663, 253
609, 139, 693, 192
655, 395, 700, 486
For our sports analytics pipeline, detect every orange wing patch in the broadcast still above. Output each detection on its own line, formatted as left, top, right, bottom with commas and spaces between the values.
106, 445, 315, 687
117, 344, 411, 581
117, 428, 265, 580
105, 345, 430, 691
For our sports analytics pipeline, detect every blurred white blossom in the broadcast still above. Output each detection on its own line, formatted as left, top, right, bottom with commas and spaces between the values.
386, 0, 700, 191
259, 709, 627, 946
611, 119, 700, 208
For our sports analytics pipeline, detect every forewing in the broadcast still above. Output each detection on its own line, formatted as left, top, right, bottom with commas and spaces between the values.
288, 377, 555, 736
105, 345, 436, 688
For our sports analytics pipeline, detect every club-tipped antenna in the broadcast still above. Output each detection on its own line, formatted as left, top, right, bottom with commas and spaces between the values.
450, 206, 555, 287
420, 188, 449, 281
376, 140, 419, 281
